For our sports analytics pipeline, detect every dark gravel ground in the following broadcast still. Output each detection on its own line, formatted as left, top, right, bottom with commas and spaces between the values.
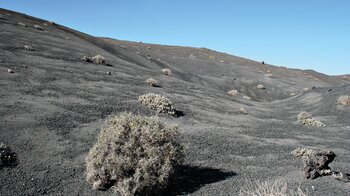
0, 8, 350, 196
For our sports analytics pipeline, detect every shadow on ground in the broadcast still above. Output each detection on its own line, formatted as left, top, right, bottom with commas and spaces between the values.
164, 165, 236, 195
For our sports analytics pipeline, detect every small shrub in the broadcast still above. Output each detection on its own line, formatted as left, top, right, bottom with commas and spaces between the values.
228, 89, 239, 96
92, 55, 106, 64
337, 95, 350, 106
34, 25, 43, 30
297, 112, 325, 127
239, 179, 308, 196
264, 73, 273, 78
18, 22, 27, 27
138, 93, 176, 115
256, 84, 265, 90
81, 56, 93, 62
23, 45, 33, 51
7, 69, 14, 73
85, 113, 184, 195
291, 147, 315, 158
242, 95, 252, 100
161, 68, 171, 76
146, 78, 160, 87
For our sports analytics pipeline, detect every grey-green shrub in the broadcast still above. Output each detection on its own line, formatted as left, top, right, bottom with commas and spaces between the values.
85, 113, 184, 195
297, 112, 325, 127
146, 78, 160, 87
139, 93, 176, 115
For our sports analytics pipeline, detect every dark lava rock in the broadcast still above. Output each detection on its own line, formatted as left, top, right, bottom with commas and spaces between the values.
0, 143, 18, 168
303, 150, 336, 179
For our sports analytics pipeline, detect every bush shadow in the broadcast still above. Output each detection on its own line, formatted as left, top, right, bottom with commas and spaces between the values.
163, 165, 236, 195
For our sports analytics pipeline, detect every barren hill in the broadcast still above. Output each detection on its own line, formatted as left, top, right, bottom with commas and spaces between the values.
1, 8, 349, 195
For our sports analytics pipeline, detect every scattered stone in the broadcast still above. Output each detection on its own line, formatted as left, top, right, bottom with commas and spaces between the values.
0, 142, 18, 168
303, 150, 336, 179
24, 45, 34, 51
34, 25, 43, 30
257, 84, 265, 90
7, 69, 14, 73
328, 88, 332, 92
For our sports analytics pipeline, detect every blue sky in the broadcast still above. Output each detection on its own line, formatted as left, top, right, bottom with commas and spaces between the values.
1, 0, 349, 75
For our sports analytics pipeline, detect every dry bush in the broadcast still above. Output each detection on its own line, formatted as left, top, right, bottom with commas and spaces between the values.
264, 73, 273, 78
291, 148, 315, 158
146, 78, 160, 87
24, 45, 33, 51
239, 179, 308, 196
34, 25, 43, 30
257, 84, 265, 90
243, 95, 252, 100
337, 95, 350, 106
138, 93, 176, 115
92, 55, 106, 64
228, 89, 240, 96
297, 112, 325, 127
81, 56, 93, 62
85, 113, 184, 195
18, 22, 27, 27
161, 68, 171, 76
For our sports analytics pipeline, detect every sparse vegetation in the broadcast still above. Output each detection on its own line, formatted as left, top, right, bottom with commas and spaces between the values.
291, 147, 315, 158
7, 69, 14, 73
92, 55, 105, 64
264, 73, 273, 78
81, 55, 106, 64
337, 95, 350, 106
161, 68, 171, 76
242, 95, 252, 100
228, 89, 240, 96
85, 113, 184, 195
34, 25, 43, 30
0, 14, 6, 20
297, 112, 325, 127
24, 45, 33, 51
18, 22, 27, 27
257, 84, 265, 90
146, 78, 160, 87
239, 179, 308, 196
81, 56, 92, 62
138, 93, 176, 115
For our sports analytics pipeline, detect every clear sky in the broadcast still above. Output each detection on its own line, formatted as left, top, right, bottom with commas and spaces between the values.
1, 0, 349, 75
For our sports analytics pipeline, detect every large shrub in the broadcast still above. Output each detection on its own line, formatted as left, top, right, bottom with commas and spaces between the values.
85, 113, 184, 195
138, 93, 176, 115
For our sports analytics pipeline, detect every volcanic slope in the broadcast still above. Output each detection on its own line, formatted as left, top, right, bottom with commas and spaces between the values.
1, 8, 350, 195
